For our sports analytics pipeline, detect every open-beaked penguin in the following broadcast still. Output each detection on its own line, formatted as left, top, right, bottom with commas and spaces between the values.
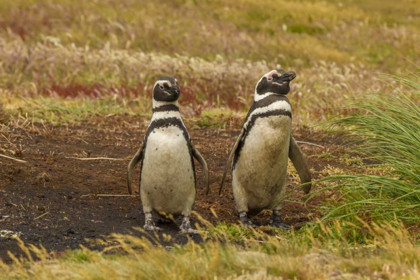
219, 69, 311, 229
127, 77, 209, 234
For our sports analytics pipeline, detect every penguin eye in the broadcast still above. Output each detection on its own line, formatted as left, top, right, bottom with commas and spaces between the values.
159, 84, 164, 90
267, 77, 273, 81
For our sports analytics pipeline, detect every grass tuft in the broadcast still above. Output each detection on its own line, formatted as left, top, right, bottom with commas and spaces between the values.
313, 75, 420, 223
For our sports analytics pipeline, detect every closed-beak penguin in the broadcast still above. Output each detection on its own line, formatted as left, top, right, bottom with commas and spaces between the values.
127, 77, 209, 234
219, 70, 311, 229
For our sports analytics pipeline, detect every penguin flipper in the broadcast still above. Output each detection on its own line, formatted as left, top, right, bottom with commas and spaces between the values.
289, 136, 312, 194
219, 129, 245, 196
127, 143, 144, 195
190, 142, 209, 195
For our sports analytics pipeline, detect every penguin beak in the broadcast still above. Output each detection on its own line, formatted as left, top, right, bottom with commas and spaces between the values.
169, 85, 180, 97
276, 71, 296, 82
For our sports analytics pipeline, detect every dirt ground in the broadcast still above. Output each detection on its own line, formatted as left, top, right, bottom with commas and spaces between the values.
0, 115, 345, 262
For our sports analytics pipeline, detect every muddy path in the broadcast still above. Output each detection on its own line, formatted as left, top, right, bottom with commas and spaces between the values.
0, 115, 346, 262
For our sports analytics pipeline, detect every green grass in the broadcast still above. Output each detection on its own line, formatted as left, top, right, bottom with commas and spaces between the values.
311, 75, 420, 223
0, 93, 149, 123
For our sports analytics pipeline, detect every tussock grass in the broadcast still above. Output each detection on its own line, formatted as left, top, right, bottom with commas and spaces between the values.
0, 222, 419, 279
313, 75, 420, 223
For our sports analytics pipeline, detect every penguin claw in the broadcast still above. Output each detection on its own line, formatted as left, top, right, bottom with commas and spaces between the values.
270, 210, 291, 230
143, 224, 163, 232
239, 218, 257, 228
239, 212, 257, 228
179, 228, 199, 235
180, 217, 199, 235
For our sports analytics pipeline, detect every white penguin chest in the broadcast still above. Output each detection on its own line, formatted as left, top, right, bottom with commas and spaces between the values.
244, 116, 291, 159
234, 115, 291, 186
141, 125, 194, 188
144, 125, 191, 169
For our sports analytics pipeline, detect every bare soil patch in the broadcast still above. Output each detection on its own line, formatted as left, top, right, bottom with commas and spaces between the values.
0, 115, 346, 262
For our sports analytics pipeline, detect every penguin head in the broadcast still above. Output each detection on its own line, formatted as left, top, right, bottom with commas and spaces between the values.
255, 69, 296, 100
153, 76, 180, 103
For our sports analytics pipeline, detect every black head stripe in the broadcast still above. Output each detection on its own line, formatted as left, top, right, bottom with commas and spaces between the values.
144, 117, 190, 143
256, 69, 295, 96
233, 95, 292, 168
276, 69, 287, 75
251, 95, 289, 112
243, 95, 290, 122
152, 104, 180, 113
256, 77, 291, 95
153, 86, 178, 102
153, 76, 179, 102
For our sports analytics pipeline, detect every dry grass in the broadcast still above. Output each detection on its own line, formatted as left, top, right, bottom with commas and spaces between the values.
0, 0, 418, 67
0, 1, 419, 277
0, 0, 419, 124
0, 38, 410, 124
1, 222, 419, 279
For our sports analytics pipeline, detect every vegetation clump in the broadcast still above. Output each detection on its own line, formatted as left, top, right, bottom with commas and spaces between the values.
314, 75, 420, 224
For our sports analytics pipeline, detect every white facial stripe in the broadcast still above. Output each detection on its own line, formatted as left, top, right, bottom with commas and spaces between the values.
254, 70, 285, 101
254, 91, 276, 101
152, 99, 179, 108
152, 111, 182, 121
264, 70, 278, 78
244, 100, 291, 129
254, 70, 277, 101
154, 80, 172, 89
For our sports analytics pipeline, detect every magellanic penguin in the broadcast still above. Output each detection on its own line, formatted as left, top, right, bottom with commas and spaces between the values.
219, 69, 311, 229
127, 77, 209, 234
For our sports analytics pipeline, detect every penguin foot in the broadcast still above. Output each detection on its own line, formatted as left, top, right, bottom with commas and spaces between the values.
180, 216, 199, 235
144, 212, 162, 231
240, 220, 257, 228
270, 210, 291, 230
143, 224, 163, 231
180, 227, 199, 235
239, 212, 257, 228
